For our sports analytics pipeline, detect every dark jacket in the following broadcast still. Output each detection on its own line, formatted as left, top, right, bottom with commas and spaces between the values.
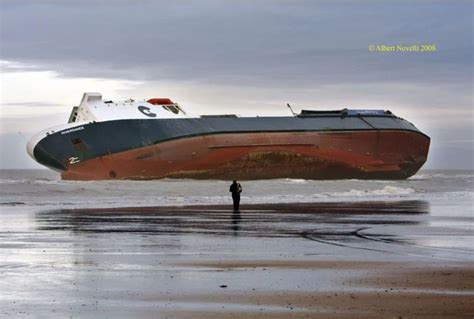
229, 183, 242, 195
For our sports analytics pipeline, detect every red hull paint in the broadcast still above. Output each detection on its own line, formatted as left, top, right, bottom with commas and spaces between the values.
61, 130, 430, 180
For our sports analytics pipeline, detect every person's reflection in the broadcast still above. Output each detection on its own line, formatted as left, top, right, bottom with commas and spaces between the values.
231, 210, 241, 236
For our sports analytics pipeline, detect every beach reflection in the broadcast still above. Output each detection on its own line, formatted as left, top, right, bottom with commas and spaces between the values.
33, 200, 474, 260
232, 210, 241, 235
35, 201, 429, 241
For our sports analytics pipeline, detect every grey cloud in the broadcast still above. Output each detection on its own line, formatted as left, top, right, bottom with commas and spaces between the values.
1, 0, 472, 87
1, 0, 472, 169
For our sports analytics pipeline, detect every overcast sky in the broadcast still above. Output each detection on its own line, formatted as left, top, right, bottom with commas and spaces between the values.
1, 0, 473, 169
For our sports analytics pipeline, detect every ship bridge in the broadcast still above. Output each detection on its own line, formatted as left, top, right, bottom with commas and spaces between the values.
68, 93, 189, 124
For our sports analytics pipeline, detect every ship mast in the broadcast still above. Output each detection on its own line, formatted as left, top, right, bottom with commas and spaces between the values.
287, 103, 297, 116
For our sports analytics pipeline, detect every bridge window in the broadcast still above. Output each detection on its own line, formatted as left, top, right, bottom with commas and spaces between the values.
162, 105, 180, 114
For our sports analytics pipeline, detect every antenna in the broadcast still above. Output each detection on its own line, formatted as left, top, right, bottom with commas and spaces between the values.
287, 103, 296, 117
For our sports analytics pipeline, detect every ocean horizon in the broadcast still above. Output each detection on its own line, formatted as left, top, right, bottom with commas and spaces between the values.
1, 169, 472, 209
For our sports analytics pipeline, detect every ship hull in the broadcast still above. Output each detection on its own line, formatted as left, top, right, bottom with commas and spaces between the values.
60, 130, 429, 180
29, 116, 430, 180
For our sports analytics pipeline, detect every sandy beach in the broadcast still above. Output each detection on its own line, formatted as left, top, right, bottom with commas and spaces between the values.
1, 200, 472, 318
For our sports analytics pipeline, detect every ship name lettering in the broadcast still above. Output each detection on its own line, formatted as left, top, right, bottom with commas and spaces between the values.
61, 126, 84, 135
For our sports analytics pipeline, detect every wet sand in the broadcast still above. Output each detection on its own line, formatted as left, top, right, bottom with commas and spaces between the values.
0, 201, 473, 318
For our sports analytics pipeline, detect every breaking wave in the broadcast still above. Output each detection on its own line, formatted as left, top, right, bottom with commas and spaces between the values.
0, 169, 472, 209
410, 172, 474, 180
328, 186, 416, 197
280, 178, 308, 184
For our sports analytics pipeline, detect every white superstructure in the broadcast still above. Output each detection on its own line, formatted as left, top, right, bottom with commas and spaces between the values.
68, 93, 190, 123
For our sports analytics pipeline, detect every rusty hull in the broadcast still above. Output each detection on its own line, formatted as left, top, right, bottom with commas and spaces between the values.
61, 130, 430, 180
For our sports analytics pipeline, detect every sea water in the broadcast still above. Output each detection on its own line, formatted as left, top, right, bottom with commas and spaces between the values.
0, 169, 472, 209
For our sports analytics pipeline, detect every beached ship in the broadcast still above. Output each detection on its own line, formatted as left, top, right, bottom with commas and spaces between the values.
27, 93, 430, 180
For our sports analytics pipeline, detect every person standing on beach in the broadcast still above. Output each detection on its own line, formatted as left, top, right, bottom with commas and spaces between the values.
229, 180, 242, 211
